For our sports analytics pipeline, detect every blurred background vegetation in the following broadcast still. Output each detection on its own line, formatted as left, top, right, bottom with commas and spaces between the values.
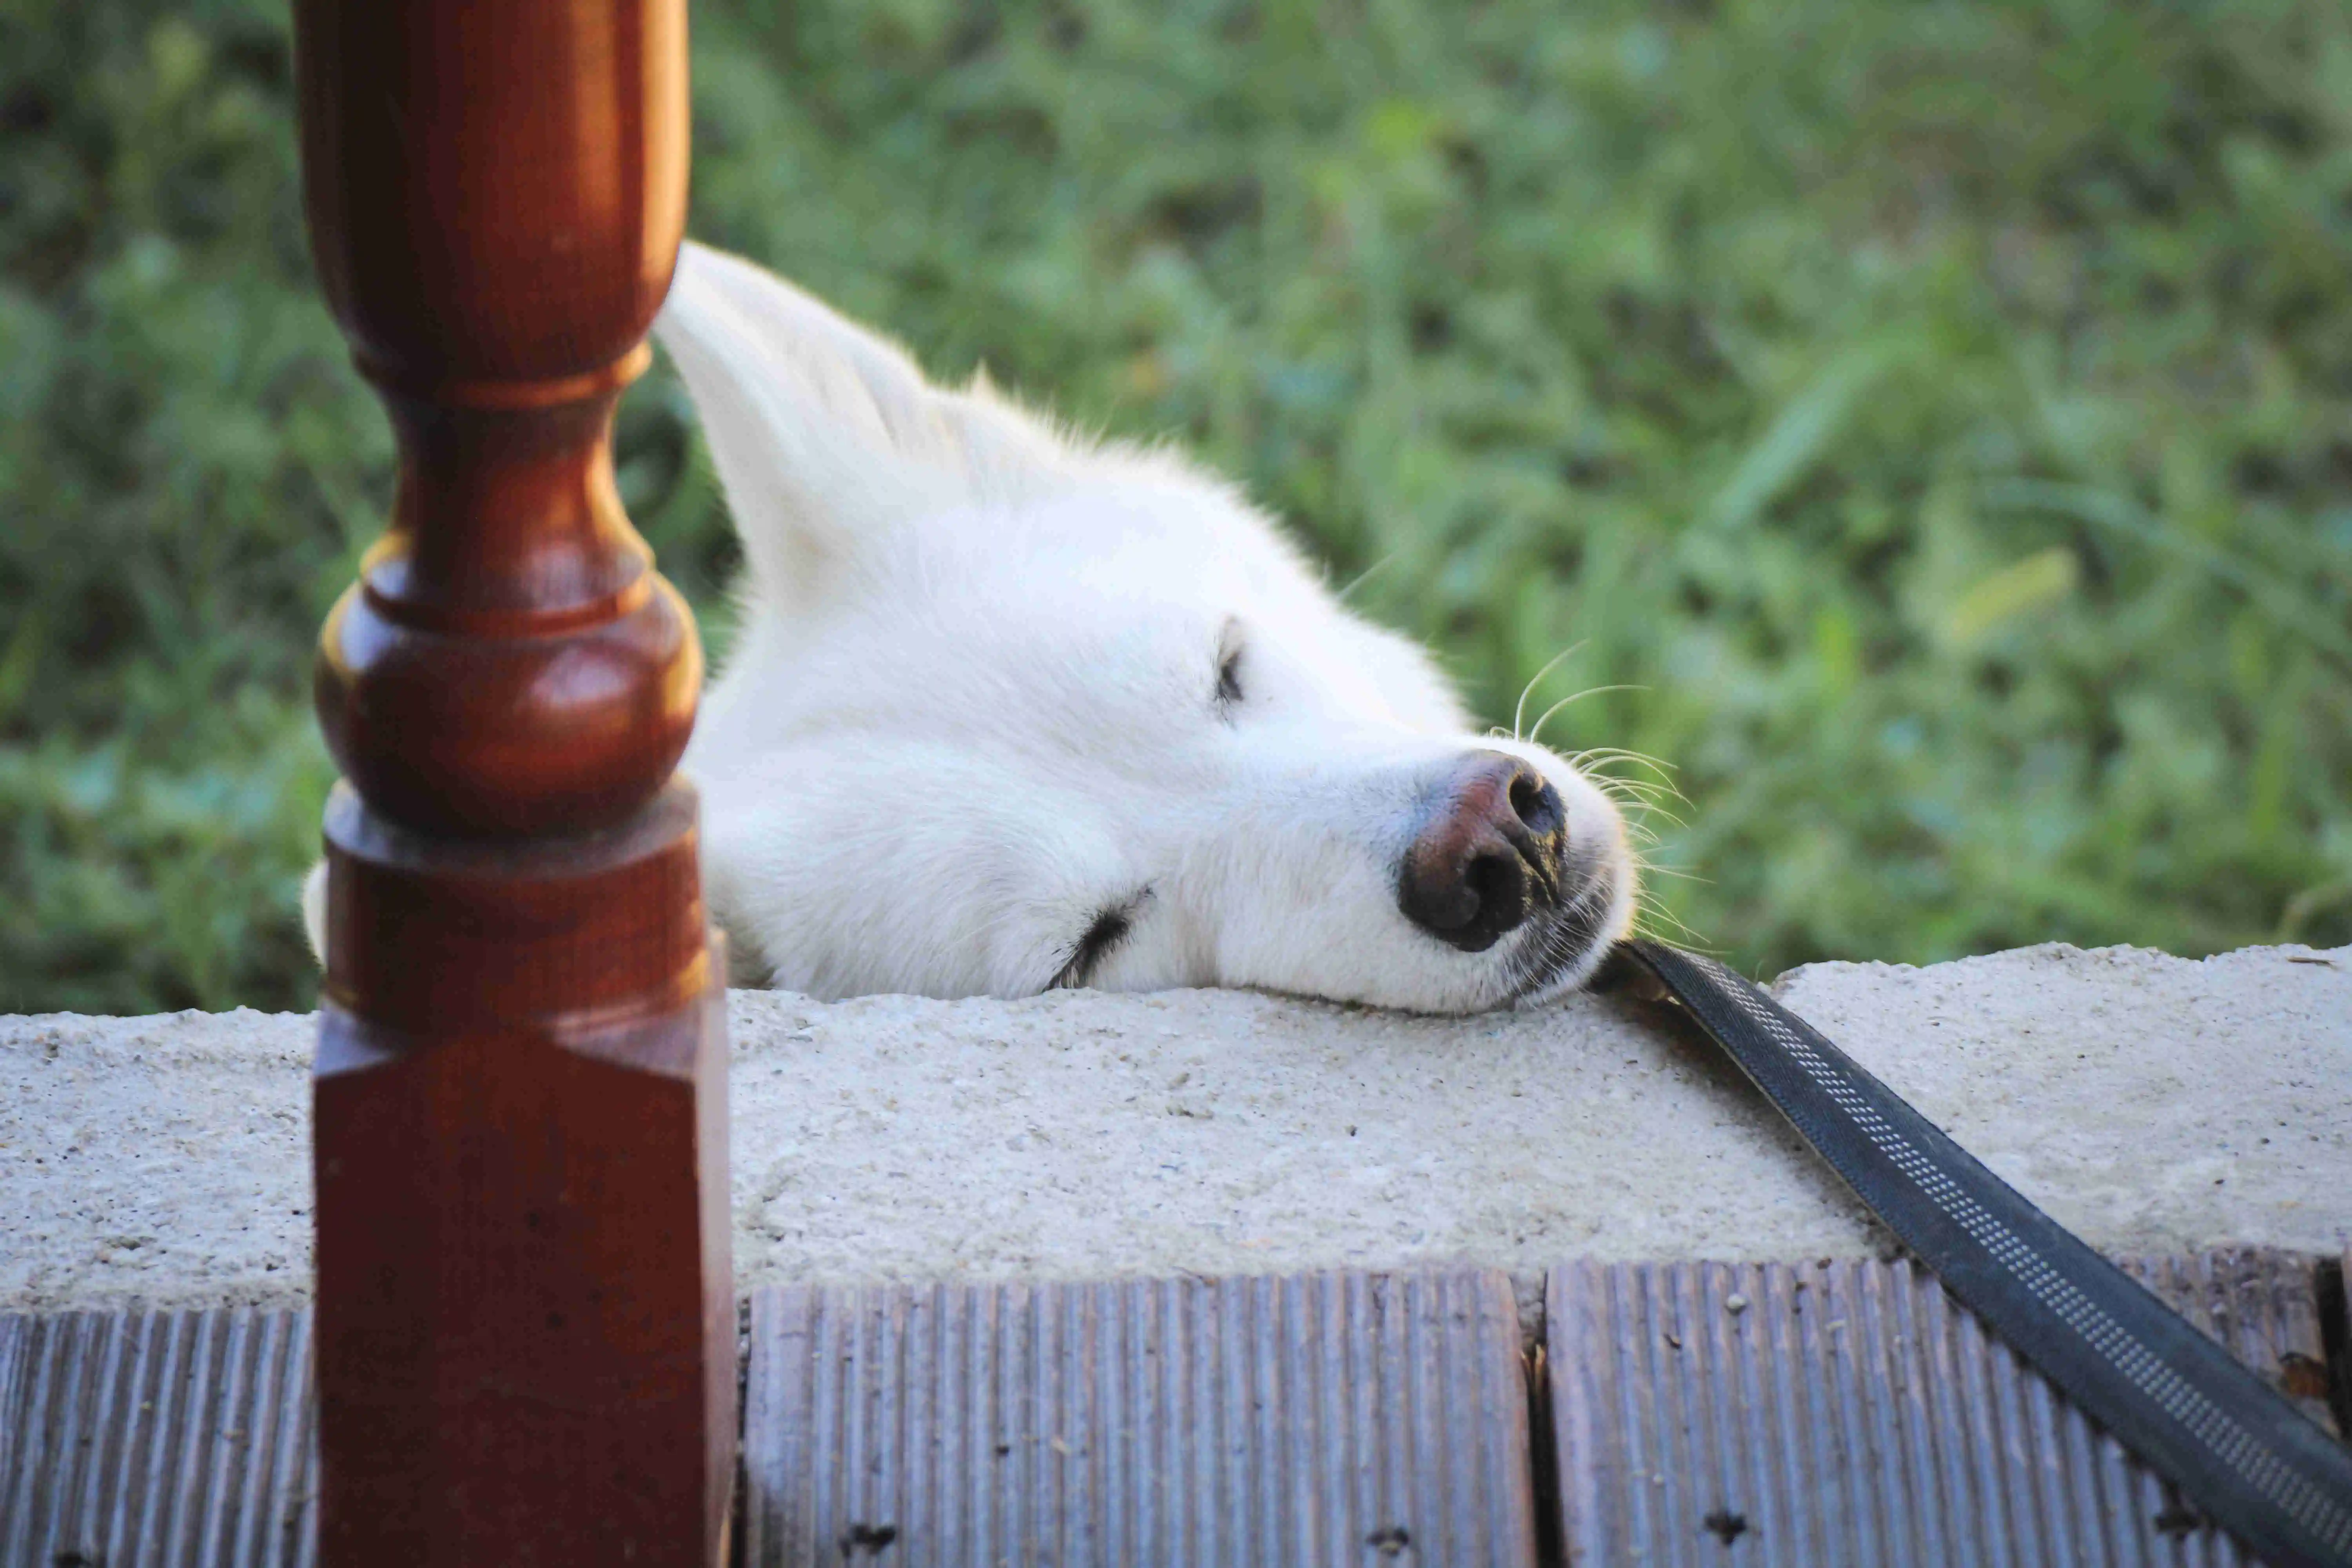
3, 0, 2349, 1014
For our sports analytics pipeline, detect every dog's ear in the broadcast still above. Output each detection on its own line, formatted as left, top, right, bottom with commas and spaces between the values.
655, 242, 1074, 601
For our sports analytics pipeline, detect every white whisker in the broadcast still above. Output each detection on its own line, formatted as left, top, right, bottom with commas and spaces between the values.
1336, 553, 1402, 605
1511, 641, 1589, 741
1526, 684, 1649, 746
1568, 746, 1679, 778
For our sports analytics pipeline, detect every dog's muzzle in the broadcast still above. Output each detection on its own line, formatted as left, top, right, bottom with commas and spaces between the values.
1397, 751, 1567, 952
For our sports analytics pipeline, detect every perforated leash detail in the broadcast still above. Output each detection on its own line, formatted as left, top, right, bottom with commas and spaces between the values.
1626, 939, 2352, 1568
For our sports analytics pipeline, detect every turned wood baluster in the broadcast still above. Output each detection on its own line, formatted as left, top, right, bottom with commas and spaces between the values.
292, 3, 732, 1563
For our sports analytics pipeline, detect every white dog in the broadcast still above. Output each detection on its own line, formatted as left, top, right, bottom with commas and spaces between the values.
310, 244, 1636, 1012
655, 243, 1634, 1011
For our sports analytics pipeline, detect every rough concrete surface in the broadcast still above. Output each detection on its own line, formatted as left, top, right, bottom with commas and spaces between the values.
4, 943, 2347, 1322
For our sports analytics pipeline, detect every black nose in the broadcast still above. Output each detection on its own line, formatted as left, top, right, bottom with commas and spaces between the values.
1397, 751, 1566, 951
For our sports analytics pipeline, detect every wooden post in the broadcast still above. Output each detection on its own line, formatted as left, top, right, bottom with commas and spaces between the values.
292, 4, 732, 1563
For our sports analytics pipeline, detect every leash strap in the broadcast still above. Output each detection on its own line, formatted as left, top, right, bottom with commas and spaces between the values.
1625, 939, 2352, 1568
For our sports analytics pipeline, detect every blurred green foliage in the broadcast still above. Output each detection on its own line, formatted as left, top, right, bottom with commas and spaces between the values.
4, 0, 2349, 1013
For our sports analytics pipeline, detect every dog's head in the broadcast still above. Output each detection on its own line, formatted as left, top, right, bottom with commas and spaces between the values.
658, 243, 1637, 1011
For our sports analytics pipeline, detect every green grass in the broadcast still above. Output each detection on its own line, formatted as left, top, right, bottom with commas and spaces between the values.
4, 0, 2350, 1013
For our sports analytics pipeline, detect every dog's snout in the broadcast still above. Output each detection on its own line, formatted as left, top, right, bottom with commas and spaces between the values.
1397, 751, 1567, 951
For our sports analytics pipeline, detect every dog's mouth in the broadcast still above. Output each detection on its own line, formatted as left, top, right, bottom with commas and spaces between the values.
1499, 860, 1625, 1006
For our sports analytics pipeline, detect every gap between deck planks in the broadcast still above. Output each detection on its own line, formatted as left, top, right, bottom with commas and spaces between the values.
2, 1249, 2343, 1567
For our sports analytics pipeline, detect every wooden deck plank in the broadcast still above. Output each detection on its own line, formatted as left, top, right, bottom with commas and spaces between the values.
739, 1270, 1537, 1568
1542, 1249, 2340, 1568
7, 1250, 2339, 1565
0, 1306, 316, 1568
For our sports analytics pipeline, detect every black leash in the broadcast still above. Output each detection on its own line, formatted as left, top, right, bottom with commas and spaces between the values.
1623, 938, 2352, 1568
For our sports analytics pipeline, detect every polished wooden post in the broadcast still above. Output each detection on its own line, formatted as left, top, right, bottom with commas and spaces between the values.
292, 4, 732, 1562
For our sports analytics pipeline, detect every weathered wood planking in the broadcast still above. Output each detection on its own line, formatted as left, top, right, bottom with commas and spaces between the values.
740, 1269, 1537, 1568
0, 1308, 316, 1568
1544, 1249, 2341, 1568
5, 1253, 2340, 1565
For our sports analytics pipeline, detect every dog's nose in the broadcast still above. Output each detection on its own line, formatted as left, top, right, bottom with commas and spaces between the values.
1397, 751, 1566, 951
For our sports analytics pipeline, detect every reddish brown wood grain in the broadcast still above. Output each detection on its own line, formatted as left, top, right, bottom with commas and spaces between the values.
293, 2, 731, 1563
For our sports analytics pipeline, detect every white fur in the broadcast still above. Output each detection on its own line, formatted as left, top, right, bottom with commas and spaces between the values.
306, 244, 1636, 1012
657, 243, 1633, 1011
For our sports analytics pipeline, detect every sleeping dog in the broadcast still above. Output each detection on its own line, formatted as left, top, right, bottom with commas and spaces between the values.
310, 245, 1635, 1012
656, 244, 1634, 1011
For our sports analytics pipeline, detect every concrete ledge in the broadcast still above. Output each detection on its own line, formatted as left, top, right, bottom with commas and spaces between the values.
5, 944, 2347, 1323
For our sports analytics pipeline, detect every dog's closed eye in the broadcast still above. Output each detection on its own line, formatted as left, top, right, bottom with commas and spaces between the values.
1214, 619, 1245, 719
1053, 889, 1151, 991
